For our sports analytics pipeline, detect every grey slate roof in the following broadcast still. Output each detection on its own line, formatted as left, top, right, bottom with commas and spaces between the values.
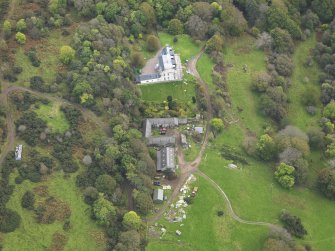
136, 73, 161, 82
147, 136, 176, 146
180, 134, 187, 145
157, 146, 176, 172
153, 189, 164, 202
144, 118, 188, 138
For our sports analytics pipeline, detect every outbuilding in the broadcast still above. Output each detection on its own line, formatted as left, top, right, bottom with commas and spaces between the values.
153, 189, 164, 203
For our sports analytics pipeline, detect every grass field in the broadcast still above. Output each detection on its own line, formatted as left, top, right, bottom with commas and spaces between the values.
224, 35, 269, 135
158, 32, 203, 62
287, 34, 322, 131
4, 171, 105, 251
197, 35, 335, 251
196, 52, 215, 90
34, 102, 70, 133
146, 175, 268, 251
15, 30, 72, 86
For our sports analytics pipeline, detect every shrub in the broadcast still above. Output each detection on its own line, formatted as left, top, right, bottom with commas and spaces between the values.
274, 163, 295, 189
318, 168, 335, 200
21, 191, 35, 210
59, 45, 75, 64
168, 19, 183, 35
146, 35, 160, 52
16, 19, 27, 32
280, 211, 307, 238
0, 208, 21, 233
15, 32, 26, 44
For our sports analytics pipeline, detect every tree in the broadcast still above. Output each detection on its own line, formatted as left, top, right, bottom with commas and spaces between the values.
115, 230, 141, 251
302, 87, 319, 106
311, 0, 335, 23
131, 52, 145, 68
93, 193, 116, 225
49, 0, 67, 15
16, 19, 27, 32
205, 34, 224, 54
0, 208, 21, 233
146, 35, 160, 52
3, 20, 12, 37
251, 72, 272, 92
122, 211, 141, 230
262, 238, 293, 251
21, 191, 35, 210
186, 15, 208, 40
95, 174, 117, 196
274, 54, 294, 77
15, 32, 26, 45
318, 168, 335, 200
280, 211, 307, 238
274, 163, 295, 189
270, 28, 294, 54
323, 100, 335, 120
168, 19, 183, 35
210, 118, 224, 134
83, 186, 99, 205
276, 126, 310, 156
257, 134, 277, 161
59, 45, 75, 64
134, 192, 154, 215
307, 127, 325, 149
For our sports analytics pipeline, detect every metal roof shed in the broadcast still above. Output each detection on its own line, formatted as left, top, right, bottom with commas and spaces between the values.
153, 189, 164, 203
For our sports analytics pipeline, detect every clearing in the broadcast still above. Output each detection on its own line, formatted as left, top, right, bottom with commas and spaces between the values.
34, 101, 70, 133
3, 171, 105, 251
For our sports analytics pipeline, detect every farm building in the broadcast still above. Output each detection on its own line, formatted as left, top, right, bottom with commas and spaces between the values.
147, 136, 176, 146
180, 134, 188, 148
153, 189, 164, 203
136, 46, 183, 84
194, 126, 204, 134
157, 146, 176, 172
15, 144, 22, 161
144, 118, 188, 138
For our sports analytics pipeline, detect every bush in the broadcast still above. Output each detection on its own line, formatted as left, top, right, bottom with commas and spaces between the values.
21, 191, 35, 210
318, 168, 335, 200
0, 208, 21, 233
15, 32, 26, 45
280, 211, 307, 238
146, 35, 160, 52
60, 45, 75, 64
27, 49, 41, 67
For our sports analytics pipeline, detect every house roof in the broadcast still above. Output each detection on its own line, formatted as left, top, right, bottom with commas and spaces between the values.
153, 189, 164, 201
136, 73, 161, 82
158, 46, 176, 71
147, 136, 176, 146
157, 146, 176, 172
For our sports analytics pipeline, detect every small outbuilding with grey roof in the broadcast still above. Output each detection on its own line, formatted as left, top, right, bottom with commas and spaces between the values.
153, 189, 164, 203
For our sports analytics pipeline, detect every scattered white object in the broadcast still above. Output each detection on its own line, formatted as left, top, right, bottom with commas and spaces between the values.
228, 163, 238, 169
176, 230, 182, 236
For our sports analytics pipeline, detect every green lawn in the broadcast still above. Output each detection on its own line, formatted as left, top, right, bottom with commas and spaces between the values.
140, 77, 196, 104
4, 171, 105, 251
158, 32, 203, 62
196, 52, 215, 90
287, 34, 322, 131
34, 102, 70, 133
146, 175, 268, 251
15, 30, 72, 86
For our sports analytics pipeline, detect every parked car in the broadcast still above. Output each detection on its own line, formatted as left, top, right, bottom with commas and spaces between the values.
153, 181, 160, 186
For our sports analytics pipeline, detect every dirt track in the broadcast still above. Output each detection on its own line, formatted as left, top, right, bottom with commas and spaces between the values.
146, 50, 276, 228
